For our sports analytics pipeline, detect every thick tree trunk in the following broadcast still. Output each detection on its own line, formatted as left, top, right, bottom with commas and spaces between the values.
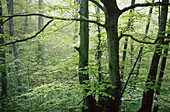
0, 0, 7, 111
101, 0, 121, 111
138, 0, 168, 111
7, 0, 23, 92
105, 17, 121, 112
78, 0, 96, 111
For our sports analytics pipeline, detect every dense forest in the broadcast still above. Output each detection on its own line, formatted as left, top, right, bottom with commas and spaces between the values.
0, 0, 169, 112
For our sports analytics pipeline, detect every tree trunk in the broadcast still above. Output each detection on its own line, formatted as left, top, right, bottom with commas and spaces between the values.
0, 0, 7, 111
7, 0, 23, 92
153, 36, 169, 112
73, 0, 79, 41
37, 0, 44, 62
101, 0, 121, 111
24, 0, 29, 34
95, 7, 106, 112
138, 0, 168, 111
121, 0, 136, 80
78, 0, 96, 111
136, 0, 155, 81
96, 7, 102, 82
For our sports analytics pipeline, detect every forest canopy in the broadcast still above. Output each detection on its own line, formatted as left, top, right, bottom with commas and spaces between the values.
0, 0, 169, 112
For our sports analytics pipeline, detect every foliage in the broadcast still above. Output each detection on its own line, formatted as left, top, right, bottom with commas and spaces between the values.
0, 0, 169, 112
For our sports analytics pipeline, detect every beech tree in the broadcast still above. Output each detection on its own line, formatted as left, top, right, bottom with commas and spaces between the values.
77, 0, 96, 111
0, 0, 7, 111
139, 0, 169, 111
7, 0, 23, 92
0, 0, 169, 112
37, 0, 44, 62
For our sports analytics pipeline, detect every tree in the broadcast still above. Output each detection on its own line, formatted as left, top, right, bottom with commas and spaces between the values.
37, 0, 44, 62
121, 0, 135, 83
136, 0, 155, 89
138, 0, 169, 111
7, 0, 23, 92
153, 21, 169, 112
0, 0, 170, 112
153, 42, 169, 112
73, 0, 79, 41
0, 0, 7, 111
100, 1, 121, 111
77, 0, 96, 111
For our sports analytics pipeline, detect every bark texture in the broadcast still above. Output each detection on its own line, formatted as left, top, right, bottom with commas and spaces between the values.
101, 0, 121, 111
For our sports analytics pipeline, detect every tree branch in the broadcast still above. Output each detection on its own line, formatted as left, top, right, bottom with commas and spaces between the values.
0, 20, 53, 46
120, 46, 143, 99
1, 13, 105, 27
121, 2, 170, 13
89, 0, 105, 13
119, 33, 170, 44
69, 95, 88, 112
74, 46, 80, 53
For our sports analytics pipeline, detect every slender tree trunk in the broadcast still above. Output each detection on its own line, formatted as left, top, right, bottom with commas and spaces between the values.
138, 0, 168, 111
37, 0, 44, 62
24, 16, 28, 34
24, 0, 29, 34
73, 0, 79, 41
121, 0, 135, 80
96, 7, 102, 82
7, 0, 23, 92
153, 37, 169, 112
95, 7, 105, 112
136, 0, 155, 80
121, 37, 128, 79
0, 0, 7, 111
78, 0, 96, 111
